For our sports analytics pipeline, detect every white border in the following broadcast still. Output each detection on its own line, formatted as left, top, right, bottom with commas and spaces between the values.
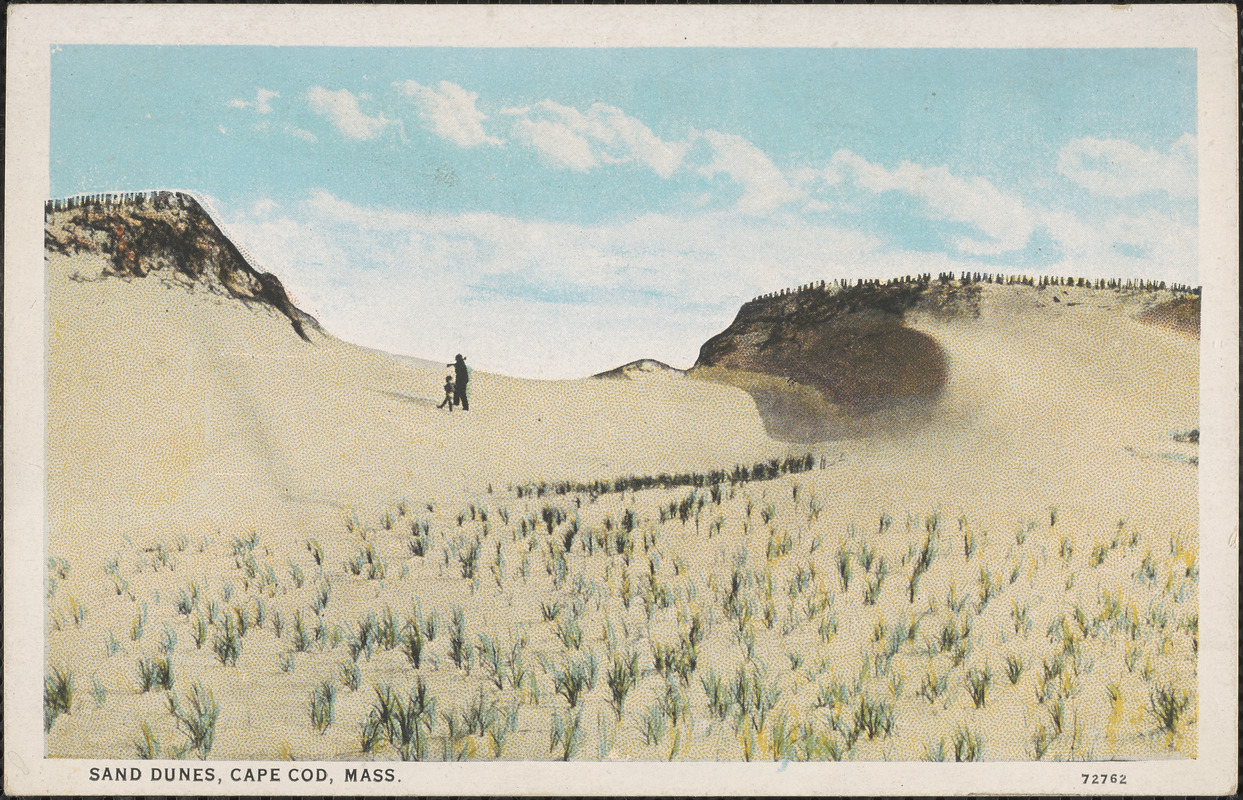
5, 5, 1238, 796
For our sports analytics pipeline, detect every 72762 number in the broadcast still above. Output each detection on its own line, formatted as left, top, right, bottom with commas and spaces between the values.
1082, 774, 1126, 785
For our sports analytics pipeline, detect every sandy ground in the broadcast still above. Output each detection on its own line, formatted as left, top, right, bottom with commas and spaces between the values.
44, 258, 1199, 761
47, 252, 789, 565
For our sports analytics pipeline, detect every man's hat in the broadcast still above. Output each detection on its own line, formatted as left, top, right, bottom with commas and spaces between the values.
455, 354, 465, 361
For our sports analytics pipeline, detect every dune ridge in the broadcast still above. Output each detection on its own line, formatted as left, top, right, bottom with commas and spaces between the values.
46, 191, 319, 341
689, 275, 1197, 442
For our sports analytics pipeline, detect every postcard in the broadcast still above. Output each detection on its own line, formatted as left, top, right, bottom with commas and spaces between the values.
4, 4, 1237, 796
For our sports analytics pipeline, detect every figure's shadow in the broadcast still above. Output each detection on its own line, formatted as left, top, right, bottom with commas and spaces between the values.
370, 388, 441, 410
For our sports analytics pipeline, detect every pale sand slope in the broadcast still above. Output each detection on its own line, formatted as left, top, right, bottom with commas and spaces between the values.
46, 253, 787, 563
889, 283, 1197, 527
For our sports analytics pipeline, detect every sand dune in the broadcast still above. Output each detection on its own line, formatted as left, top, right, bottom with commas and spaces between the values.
46, 251, 788, 561
44, 227, 1199, 762
47, 247, 1198, 580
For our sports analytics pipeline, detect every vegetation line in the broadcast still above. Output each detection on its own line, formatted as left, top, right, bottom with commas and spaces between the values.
512, 453, 822, 499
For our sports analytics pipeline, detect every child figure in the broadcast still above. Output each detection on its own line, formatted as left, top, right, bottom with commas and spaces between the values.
437, 375, 455, 410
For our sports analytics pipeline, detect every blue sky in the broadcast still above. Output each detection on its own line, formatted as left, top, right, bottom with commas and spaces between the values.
52, 46, 1198, 377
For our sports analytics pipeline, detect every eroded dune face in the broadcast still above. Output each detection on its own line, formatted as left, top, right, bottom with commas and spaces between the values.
693, 279, 1198, 449
696, 281, 953, 415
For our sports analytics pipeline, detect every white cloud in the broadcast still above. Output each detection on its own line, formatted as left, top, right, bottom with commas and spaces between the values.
508, 111, 597, 172
286, 125, 318, 143
306, 87, 394, 141
226, 87, 316, 142
829, 150, 1036, 255
1057, 135, 1196, 198
228, 88, 279, 114
395, 80, 502, 148
250, 198, 279, 216
598, 108, 687, 179
692, 130, 804, 215
504, 100, 688, 178
1038, 206, 1196, 280
451, 92, 802, 216
222, 191, 925, 378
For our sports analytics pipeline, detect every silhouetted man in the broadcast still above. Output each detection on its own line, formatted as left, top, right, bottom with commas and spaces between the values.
448, 354, 469, 411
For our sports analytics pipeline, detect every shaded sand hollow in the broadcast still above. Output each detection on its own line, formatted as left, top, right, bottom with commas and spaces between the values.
45, 243, 1199, 760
